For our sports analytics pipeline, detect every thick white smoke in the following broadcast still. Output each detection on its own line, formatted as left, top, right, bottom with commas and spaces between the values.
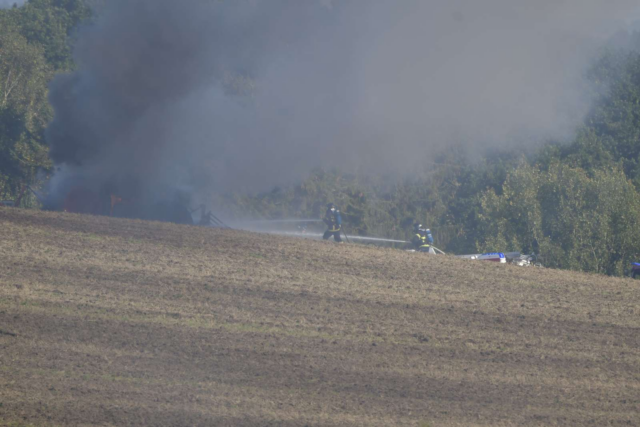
46, 0, 640, 201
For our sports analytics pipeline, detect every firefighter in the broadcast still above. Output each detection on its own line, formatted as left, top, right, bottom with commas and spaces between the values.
323, 203, 342, 242
412, 223, 435, 254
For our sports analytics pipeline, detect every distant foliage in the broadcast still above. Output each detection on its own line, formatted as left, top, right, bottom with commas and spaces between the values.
223, 151, 640, 276
0, 0, 90, 203
0, 14, 51, 202
477, 162, 640, 275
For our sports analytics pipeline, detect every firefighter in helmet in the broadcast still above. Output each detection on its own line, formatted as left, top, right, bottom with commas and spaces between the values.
412, 223, 435, 254
323, 203, 342, 242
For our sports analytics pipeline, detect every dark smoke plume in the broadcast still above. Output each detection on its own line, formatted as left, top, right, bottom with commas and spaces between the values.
47, 0, 640, 205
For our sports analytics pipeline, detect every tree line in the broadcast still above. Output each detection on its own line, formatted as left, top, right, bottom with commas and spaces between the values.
0, 0, 90, 206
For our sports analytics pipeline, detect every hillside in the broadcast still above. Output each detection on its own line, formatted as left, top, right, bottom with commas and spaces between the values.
0, 207, 639, 426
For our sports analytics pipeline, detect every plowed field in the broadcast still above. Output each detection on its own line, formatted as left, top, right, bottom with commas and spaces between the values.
1, 207, 639, 426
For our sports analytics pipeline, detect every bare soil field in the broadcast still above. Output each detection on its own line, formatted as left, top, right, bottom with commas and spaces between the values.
0, 207, 639, 426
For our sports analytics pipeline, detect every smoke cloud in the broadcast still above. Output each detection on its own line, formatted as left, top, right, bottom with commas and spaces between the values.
46, 0, 640, 203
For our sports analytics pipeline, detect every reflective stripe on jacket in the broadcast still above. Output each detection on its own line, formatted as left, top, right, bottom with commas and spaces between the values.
413, 233, 430, 249
324, 210, 342, 232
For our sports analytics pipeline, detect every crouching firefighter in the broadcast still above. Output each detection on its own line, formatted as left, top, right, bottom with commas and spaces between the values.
323, 203, 342, 242
412, 223, 435, 254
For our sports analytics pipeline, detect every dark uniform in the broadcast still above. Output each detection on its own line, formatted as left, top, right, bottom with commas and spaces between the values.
412, 223, 435, 253
323, 203, 342, 242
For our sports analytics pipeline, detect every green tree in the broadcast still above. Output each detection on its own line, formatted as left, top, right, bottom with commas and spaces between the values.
0, 20, 52, 202
476, 160, 640, 275
476, 160, 542, 255
6, 0, 91, 72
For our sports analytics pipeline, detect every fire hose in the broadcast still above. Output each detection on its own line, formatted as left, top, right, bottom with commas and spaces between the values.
341, 225, 351, 243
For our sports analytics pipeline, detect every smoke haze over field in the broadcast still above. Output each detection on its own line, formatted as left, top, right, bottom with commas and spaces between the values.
47, 0, 640, 201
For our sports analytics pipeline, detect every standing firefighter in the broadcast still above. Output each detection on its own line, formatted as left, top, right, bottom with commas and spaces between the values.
323, 203, 342, 242
412, 223, 435, 254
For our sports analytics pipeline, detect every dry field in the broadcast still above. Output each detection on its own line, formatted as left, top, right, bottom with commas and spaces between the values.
0, 207, 639, 426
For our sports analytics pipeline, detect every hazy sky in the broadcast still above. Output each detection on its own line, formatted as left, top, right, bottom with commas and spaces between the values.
46, 0, 640, 200
0, 0, 24, 8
